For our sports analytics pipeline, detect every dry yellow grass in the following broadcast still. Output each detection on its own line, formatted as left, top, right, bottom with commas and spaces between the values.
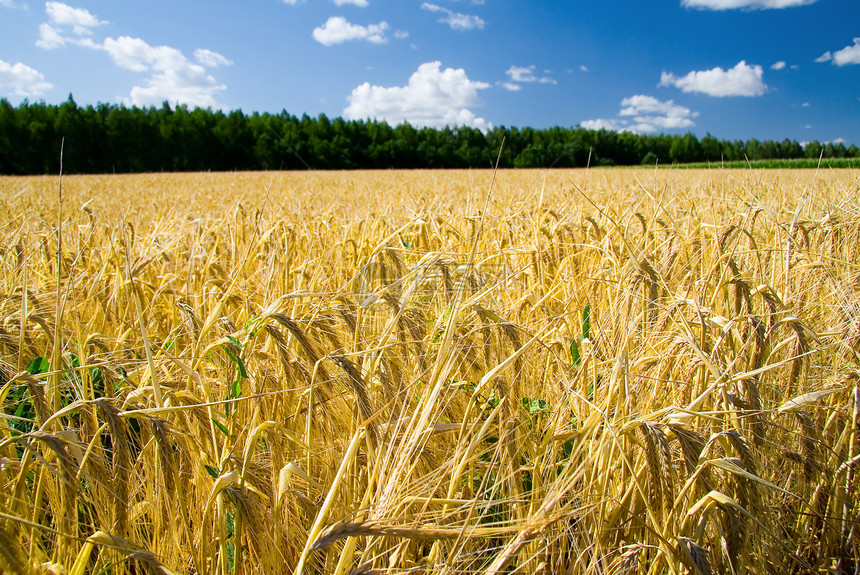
0, 168, 859, 574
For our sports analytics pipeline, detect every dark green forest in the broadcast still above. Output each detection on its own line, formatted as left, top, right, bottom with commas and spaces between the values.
1, 97, 857, 174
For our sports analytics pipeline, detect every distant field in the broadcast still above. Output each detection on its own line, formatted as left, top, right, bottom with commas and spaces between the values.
1, 169, 858, 574
675, 157, 858, 169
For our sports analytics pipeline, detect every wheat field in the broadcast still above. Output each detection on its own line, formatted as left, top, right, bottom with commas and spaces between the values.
0, 168, 858, 574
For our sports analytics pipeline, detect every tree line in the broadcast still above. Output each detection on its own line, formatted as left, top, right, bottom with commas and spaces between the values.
1, 96, 857, 174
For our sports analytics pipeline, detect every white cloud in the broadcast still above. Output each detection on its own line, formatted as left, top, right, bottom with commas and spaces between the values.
37, 2, 106, 49
33, 2, 230, 108
103, 36, 184, 72
125, 65, 225, 108
682, 0, 817, 9
580, 118, 627, 131
312, 16, 389, 45
818, 38, 860, 66
801, 102, 810, 107
394, 30, 409, 39
194, 49, 233, 68
504, 65, 556, 87
580, 65, 590, 72
771, 60, 786, 70
0, 58, 53, 97
102, 36, 226, 107
619, 94, 688, 118
502, 82, 521, 91
343, 61, 491, 130
834, 41, 860, 66
506, 65, 536, 82
581, 95, 697, 134
660, 60, 767, 97
37, 24, 68, 49
421, 3, 485, 31
442, 11, 485, 30
45, 1, 105, 33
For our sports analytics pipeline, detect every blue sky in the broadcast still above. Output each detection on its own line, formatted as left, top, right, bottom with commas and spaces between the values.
1, 0, 858, 144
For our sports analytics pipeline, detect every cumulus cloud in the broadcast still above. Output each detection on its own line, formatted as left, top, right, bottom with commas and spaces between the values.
37, 24, 68, 49
833, 40, 860, 66
421, 3, 485, 31
816, 38, 860, 66
35, 3, 231, 108
581, 95, 698, 134
502, 65, 556, 90
771, 60, 786, 70
620, 95, 698, 131
682, 0, 817, 9
103, 36, 226, 107
506, 65, 536, 82
37, 1, 106, 49
124, 65, 226, 108
660, 60, 767, 97
312, 16, 389, 45
580, 118, 627, 131
343, 61, 491, 130
194, 49, 233, 68
45, 1, 105, 33
0, 58, 53, 97
103, 36, 184, 72
619, 95, 692, 120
